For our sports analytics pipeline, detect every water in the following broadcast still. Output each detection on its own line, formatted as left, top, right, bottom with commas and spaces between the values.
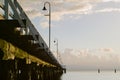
61, 71, 120, 80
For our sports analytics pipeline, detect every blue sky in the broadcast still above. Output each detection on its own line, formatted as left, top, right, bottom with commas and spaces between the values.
18, 0, 120, 69
33, 11, 120, 51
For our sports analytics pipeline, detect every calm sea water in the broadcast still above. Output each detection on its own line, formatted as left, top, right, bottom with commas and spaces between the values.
61, 71, 120, 80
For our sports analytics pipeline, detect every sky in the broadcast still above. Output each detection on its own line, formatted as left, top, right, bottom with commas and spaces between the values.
17, 0, 120, 70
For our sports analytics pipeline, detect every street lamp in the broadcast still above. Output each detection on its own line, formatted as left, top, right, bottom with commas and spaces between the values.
42, 2, 51, 52
54, 39, 59, 60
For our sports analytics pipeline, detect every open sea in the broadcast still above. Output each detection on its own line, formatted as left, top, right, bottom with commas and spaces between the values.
61, 71, 120, 80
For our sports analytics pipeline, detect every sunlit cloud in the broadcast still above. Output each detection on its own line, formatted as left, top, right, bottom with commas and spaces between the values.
61, 48, 120, 70
95, 8, 120, 13
40, 21, 49, 28
99, 48, 114, 52
18, 0, 120, 28
102, 0, 120, 2
18, 0, 120, 25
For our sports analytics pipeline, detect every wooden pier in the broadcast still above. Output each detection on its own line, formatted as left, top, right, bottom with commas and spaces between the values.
0, 0, 66, 80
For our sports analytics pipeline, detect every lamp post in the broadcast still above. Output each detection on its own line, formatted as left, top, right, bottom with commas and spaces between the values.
42, 2, 51, 52
54, 39, 59, 60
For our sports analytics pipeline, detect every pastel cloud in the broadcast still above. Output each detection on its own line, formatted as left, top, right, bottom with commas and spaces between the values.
95, 8, 120, 13
40, 21, 49, 28
17, 0, 120, 28
61, 48, 120, 70
19, 0, 120, 20
99, 48, 114, 52
102, 0, 120, 2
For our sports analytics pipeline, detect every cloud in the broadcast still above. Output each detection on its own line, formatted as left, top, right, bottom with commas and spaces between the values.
18, 0, 94, 21
40, 21, 49, 28
60, 48, 120, 70
99, 48, 114, 52
17, 0, 120, 24
95, 8, 120, 13
102, 0, 120, 2
18, 0, 92, 17
63, 48, 73, 54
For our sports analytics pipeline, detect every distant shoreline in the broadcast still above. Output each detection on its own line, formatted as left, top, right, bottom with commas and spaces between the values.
66, 69, 120, 72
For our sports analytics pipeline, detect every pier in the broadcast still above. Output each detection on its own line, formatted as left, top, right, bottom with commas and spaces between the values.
0, 0, 65, 80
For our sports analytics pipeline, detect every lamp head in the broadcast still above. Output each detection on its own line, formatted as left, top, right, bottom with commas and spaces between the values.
42, 6, 47, 10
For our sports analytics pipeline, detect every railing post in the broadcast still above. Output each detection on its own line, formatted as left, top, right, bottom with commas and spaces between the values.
4, 0, 9, 19
13, 0, 17, 6
8, 0, 25, 27
13, 0, 18, 18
